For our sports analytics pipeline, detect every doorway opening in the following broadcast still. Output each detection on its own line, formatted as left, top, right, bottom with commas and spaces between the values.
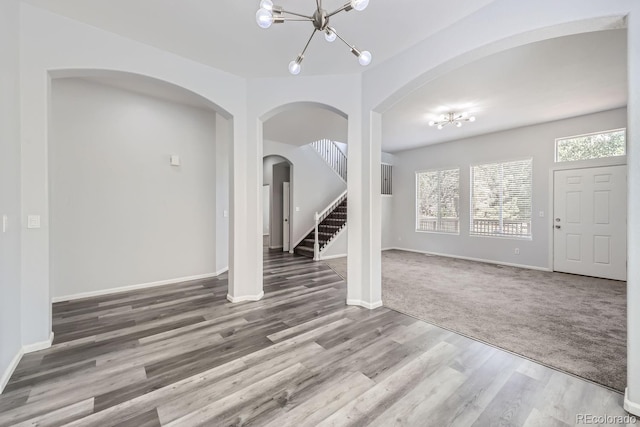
263, 155, 293, 252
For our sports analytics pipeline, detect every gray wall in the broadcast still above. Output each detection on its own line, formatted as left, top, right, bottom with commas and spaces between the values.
391, 108, 627, 269
0, 0, 22, 389
50, 79, 218, 298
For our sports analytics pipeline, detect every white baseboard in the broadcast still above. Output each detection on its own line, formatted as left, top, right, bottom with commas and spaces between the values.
0, 347, 23, 394
23, 332, 54, 353
347, 299, 383, 310
227, 291, 264, 303
386, 247, 551, 272
215, 267, 229, 276
625, 388, 640, 416
1, 332, 54, 394
52, 273, 218, 303
269, 245, 283, 250
320, 253, 346, 261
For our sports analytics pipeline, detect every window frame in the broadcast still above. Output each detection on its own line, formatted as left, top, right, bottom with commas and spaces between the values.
554, 128, 627, 163
469, 157, 533, 240
415, 167, 461, 235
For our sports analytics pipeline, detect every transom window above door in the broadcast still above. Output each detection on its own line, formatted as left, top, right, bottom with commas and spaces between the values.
555, 129, 626, 162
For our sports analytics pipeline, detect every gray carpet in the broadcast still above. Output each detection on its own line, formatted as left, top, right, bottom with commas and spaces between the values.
325, 249, 626, 391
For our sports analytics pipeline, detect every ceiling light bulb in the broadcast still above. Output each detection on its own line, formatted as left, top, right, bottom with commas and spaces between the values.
259, 0, 274, 11
428, 121, 435, 127
469, 116, 476, 122
455, 122, 462, 128
288, 60, 302, 75
256, 8, 273, 29
437, 124, 444, 130
358, 50, 372, 66
460, 112, 468, 118
325, 29, 337, 43
350, 0, 369, 11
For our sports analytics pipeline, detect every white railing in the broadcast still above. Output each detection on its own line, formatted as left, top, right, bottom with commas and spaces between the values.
311, 139, 347, 182
314, 190, 347, 260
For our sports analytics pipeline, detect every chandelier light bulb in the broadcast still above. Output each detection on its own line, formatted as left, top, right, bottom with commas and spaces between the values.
469, 116, 476, 122
325, 29, 337, 43
259, 0, 274, 11
256, 8, 273, 29
358, 50, 372, 66
455, 122, 462, 128
437, 124, 444, 130
428, 121, 435, 127
288, 59, 302, 75
350, 0, 369, 11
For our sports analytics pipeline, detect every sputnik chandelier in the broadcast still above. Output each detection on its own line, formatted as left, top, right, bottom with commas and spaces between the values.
428, 112, 476, 130
256, 0, 372, 75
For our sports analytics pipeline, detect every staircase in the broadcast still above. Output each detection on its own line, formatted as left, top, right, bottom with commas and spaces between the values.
310, 139, 347, 182
294, 192, 347, 259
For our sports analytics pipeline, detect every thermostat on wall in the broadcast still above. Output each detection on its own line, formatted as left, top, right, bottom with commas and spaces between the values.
170, 155, 181, 166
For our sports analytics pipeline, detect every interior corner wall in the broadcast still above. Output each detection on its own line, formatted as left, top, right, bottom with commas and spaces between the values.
0, 0, 23, 390
391, 108, 627, 269
215, 113, 230, 274
263, 139, 346, 246
50, 79, 218, 298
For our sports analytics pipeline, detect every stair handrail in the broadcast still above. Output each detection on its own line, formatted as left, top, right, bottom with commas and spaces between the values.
314, 190, 347, 261
311, 139, 347, 182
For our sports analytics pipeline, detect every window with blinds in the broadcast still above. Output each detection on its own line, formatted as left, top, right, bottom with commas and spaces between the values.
555, 128, 626, 162
470, 159, 532, 238
416, 168, 460, 233
381, 163, 393, 195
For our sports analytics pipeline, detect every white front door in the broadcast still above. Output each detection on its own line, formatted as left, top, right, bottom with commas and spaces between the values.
553, 165, 627, 281
283, 182, 290, 252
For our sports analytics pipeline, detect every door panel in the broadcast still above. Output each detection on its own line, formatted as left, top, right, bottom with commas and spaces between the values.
553, 165, 626, 281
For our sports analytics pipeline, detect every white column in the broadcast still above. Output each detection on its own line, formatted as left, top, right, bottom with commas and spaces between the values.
346, 110, 382, 309
625, 7, 640, 418
227, 114, 263, 302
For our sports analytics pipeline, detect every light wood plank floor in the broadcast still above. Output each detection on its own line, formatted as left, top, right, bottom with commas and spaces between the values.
0, 250, 630, 426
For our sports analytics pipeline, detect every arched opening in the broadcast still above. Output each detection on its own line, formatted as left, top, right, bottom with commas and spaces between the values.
47, 70, 234, 305
259, 102, 349, 293
370, 24, 630, 395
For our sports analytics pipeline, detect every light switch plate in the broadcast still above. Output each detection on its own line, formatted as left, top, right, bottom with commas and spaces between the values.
2, 215, 7, 233
295, 207, 300, 212
170, 155, 181, 166
27, 215, 41, 229
223, 210, 229, 218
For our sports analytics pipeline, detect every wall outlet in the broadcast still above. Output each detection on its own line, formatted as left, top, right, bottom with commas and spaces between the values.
514, 248, 520, 255
170, 155, 181, 166
539, 211, 545, 217
27, 215, 41, 229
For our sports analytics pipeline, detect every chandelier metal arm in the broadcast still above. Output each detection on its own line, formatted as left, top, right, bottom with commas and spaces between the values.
329, 27, 354, 50
275, 17, 314, 22
280, 9, 314, 19
299, 28, 318, 58
327, 3, 351, 18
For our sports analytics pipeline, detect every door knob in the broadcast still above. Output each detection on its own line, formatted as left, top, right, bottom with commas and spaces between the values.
555, 225, 561, 229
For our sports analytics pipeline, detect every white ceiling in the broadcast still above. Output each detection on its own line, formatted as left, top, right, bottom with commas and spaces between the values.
22, 0, 495, 78
264, 106, 347, 146
382, 29, 628, 153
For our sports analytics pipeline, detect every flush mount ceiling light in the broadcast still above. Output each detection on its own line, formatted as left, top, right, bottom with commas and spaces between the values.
256, 0, 372, 75
428, 112, 476, 130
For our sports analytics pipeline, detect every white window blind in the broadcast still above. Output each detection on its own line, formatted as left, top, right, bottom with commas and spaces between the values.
471, 159, 532, 238
416, 168, 460, 233
556, 129, 626, 162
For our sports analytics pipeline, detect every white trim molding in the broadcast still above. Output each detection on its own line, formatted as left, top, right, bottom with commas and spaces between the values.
1, 332, 55, 393
0, 348, 23, 394
52, 273, 218, 303
625, 388, 640, 417
23, 332, 54, 354
227, 291, 265, 303
347, 299, 383, 310
387, 247, 551, 272
215, 267, 229, 276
